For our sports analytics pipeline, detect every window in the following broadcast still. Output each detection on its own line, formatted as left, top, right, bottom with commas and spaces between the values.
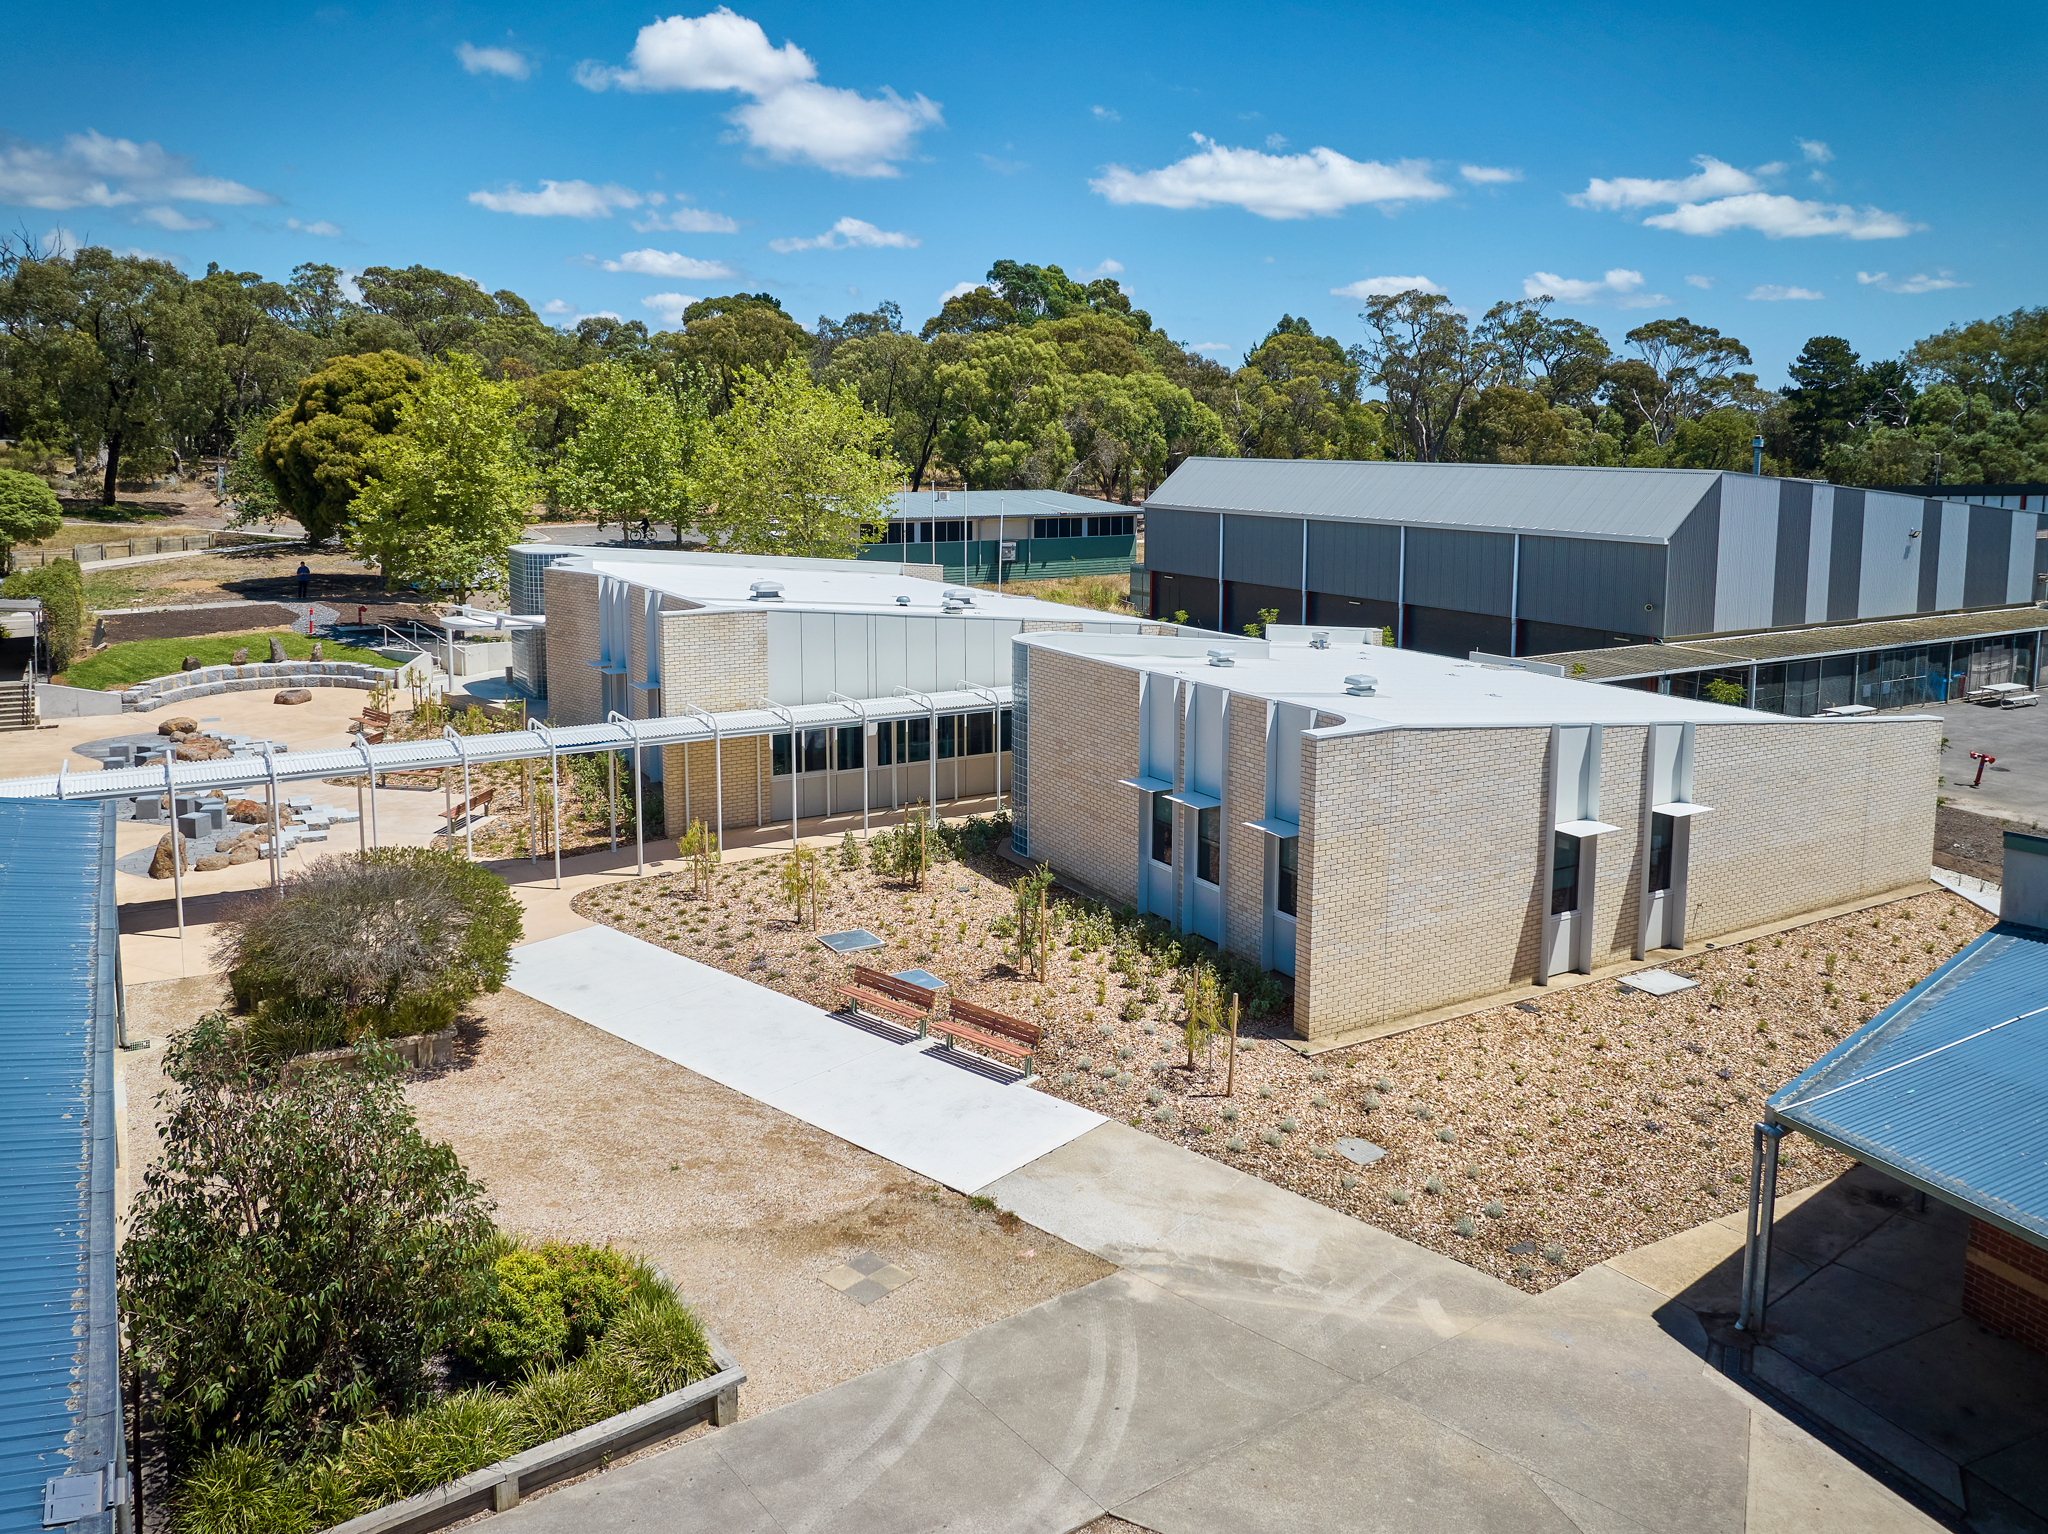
1649, 814, 1674, 894
937, 714, 957, 760
965, 711, 993, 756
772, 731, 791, 776
1000, 707, 1012, 752
1197, 806, 1221, 885
1550, 832, 1581, 915
1086, 514, 1134, 537
836, 725, 864, 771
1277, 836, 1298, 917
1150, 792, 1173, 865
878, 523, 905, 544
770, 730, 828, 776
880, 717, 932, 765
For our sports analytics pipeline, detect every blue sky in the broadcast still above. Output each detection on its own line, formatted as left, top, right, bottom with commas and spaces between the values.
5, 0, 2042, 384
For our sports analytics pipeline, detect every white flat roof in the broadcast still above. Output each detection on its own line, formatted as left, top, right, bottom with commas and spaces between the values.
563, 550, 1147, 625
1020, 632, 1936, 733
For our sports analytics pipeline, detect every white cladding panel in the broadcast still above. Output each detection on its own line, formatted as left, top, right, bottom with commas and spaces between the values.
2011, 514, 2039, 604
1859, 492, 1922, 618
835, 614, 872, 697
1554, 725, 1595, 822
1141, 675, 1177, 781
799, 612, 836, 701
905, 617, 937, 692
1274, 702, 1309, 822
1805, 486, 1834, 624
766, 612, 801, 701
874, 617, 906, 695
1713, 476, 1779, 633
1939, 511, 1970, 611
1188, 684, 1227, 797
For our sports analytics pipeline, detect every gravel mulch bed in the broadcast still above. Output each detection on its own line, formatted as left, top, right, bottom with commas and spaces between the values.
100, 603, 304, 643
573, 843, 1993, 1295
1934, 801, 2017, 883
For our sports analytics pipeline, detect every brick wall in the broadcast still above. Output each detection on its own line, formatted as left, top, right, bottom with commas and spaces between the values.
1686, 718, 1937, 942
659, 610, 769, 715
1014, 644, 1141, 902
1964, 1219, 2048, 1357
1224, 697, 1268, 964
542, 566, 600, 726
1294, 727, 1551, 1041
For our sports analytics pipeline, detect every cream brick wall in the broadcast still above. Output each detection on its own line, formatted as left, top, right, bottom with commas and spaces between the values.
1684, 718, 1937, 941
659, 610, 770, 715
1223, 698, 1268, 964
1015, 645, 1141, 903
1295, 728, 1551, 1041
542, 566, 600, 726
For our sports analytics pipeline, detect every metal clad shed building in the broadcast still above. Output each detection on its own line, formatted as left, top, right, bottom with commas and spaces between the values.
0, 799, 125, 1534
1141, 458, 2046, 655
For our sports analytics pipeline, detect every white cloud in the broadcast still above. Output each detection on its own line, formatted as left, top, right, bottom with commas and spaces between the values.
1798, 138, 1834, 164
768, 216, 918, 253
0, 129, 269, 210
1091, 134, 1450, 219
136, 205, 213, 231
1331, 274, 1443, 299
1459, 164, 1522, 185
286, 216, 342, 237
599, 248, 734, 278
1265, 133, 1289, 150
1857, 269, 1967, 294
642, 292, 698, 323
1644, 193, 1915, 240
1522, 268, 1669, 308
1571, 153, 1915, 240
1684, 273, 1714, 289
1082, 259, 1124, 278
540, 299, 575, 315
38, 226, 79, 258
576, 8, 941, 177
1570, 156, 1761, 210
1189, 341, 1233, 353
1747, 284, 1824, 301
549, 308, 623, 329
457, 42, 531, 79
468, 179, 644, 217
1091, 105, 1120, 122
632, 205, 740, 233
938, 281, 981, 303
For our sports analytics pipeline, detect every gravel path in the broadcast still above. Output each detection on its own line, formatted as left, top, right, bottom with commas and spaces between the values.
573, 853, 1992, 1295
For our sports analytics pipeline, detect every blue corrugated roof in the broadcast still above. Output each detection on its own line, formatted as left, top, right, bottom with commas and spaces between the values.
1770, 921, 2048, 1246
885, 488, 1123, 521
0, 799, 120, 1534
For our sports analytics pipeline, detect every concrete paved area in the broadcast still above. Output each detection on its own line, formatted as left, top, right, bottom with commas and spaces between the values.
491, 1123, 1940, 1534
1931, 700, 2048, 826
1610, 1163, 2048, 1530
507, 926, 1102, 1192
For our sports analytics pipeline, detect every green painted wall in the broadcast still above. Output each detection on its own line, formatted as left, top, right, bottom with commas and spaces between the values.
859, 534, 1135, 585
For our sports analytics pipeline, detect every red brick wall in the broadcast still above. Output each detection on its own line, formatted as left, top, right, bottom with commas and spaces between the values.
1964, 1219, 2048, 1357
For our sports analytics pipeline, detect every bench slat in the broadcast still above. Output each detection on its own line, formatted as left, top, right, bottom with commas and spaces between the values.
946, 998, 1040, 1048
934, 1021, 1031, 1060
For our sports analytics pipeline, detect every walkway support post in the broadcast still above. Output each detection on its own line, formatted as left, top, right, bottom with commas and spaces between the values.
163, 758, 184, 968
606, 712, 643, 877
761, 700, 799, 849
959, 682, 1003, 815
677, 702, 722, 846
354, 738, 379, 849
533, 721, 563, 890
1736, 1120, 1785, 1333
264, 748, 283, 893
608, 749, 617, 852
829, 693, 869, 837
443, 725, 475, 860
894, 688, 937, 824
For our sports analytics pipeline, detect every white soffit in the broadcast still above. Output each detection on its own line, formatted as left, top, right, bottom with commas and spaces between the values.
1119, 774, 1174, 794
1245, 817, 1301, 838
1556, 818, 1623, 837
1166, 789, 1223, 810
1653, 802, 1714, 818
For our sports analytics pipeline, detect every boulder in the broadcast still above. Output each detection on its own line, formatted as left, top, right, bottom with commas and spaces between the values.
149, 833, 185, 879
310, 641, 323, 660
274, 688, 313, 705
268, 636, 288, 664
225, 799, 267, 824
231, 647, 249, 665
193, 854, 234, 872
157, 716, 198, 736
228, 844, 260, 865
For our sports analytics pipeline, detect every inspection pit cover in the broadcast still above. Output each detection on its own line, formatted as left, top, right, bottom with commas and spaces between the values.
1620, 969, 1698, 997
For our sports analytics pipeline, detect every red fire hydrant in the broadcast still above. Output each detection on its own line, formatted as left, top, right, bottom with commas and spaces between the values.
1970, 751, 1996, 787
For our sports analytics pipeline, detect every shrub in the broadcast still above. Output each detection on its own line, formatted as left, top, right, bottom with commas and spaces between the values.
175, 1442, 358, 1534
2, 557, 84, 671
215, 847, 523, 1050
461, 1242, 642, 1380
0, 467, 62, 574
334, 1390, 523, 1504
123, 1021, 495, 1459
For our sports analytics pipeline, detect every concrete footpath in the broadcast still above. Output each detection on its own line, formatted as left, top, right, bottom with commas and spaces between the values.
491, 1122, 1938, 1534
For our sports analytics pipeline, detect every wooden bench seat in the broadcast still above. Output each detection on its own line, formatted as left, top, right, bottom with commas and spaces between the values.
932, 997, 1041, 1076
440, 787, 496, 824
352, 706, 393, 745
834, 965, 941, 1033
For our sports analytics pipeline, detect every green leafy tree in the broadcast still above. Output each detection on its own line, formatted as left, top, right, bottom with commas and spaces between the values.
696, 356, 901, 555
1604, 318, 1754, 448
1064, 369, 1234, 502
191, 265, 329, 453
353, 265, 501, 359
549, 361, 706, 541
348, 353, 537, 599
934, 332, 1072, 488
1461, 384, 1588, 465
653, 294, 808, 413
1782, 336, 1865, 473
0, 467, 62, 573
1351, 291, 1493, 462
258, 351, 425, 543
1906, 307, 2048, 418
1229, 321, 1382, 461
121, 1018, 496, 1457
820, 329, 964, 490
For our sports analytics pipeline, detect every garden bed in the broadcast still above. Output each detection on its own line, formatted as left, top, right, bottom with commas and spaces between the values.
571, 845, 1991, 1294
63, 630, 401, 691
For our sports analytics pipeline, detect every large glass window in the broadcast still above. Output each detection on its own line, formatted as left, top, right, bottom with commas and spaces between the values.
937, 714, 957, 760
772, 730, 827, 775
1550, 832, 1582, 916
1197, 806, 1221, 885
877, 718, 932, 767
1150, 793, 1173, 865
836, 725, 863, 771
965, 712, 993, 756
1649, 814, 1674, 894
1277, 836, 1299, 917
1000, 708, 1012, 752
772, 731, 791, 776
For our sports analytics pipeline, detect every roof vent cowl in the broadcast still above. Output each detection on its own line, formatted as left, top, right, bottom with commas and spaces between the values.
1345, 674, 1378, 695
748, 580, 785, 601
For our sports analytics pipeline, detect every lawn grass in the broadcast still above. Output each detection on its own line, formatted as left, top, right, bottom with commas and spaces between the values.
29, 520, 214, 549
62, 630, 403, 691
981, 572, 1135, 613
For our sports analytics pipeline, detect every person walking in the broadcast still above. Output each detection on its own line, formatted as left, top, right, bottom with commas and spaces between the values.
295, 560, 311, 600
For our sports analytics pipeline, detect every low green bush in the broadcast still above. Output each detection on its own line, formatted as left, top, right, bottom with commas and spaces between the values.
334, 1390, 525, 1504
461, 1241, 642, 1380
1, 558, 84, 671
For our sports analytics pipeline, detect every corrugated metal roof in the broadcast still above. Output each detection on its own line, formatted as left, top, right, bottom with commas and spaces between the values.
1144, 458, 1723, 542
1770, 922, 2048, 1246
885, 489, 1119, 520
1536, 606, 2048, 681
0, 799, 120, 1534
